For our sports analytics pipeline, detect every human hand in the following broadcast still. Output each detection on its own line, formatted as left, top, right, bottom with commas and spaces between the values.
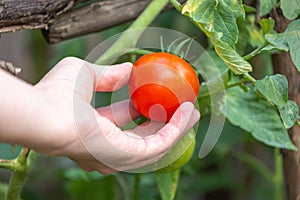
31, 57, 200, 174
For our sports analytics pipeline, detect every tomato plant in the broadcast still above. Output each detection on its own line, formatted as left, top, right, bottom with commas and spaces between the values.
128, 52, 199, 121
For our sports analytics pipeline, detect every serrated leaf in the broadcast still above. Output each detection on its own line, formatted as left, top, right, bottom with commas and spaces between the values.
182, 0, 251, 75
259, 0, 277, 16
182, 0, 243, 47
256, 74, 288, 107
281, 0, 300, 20
156, 170, 180, 200
265, 19, 300, 72
279, 100, 299, 129
214, 40, 252, 74
259, 18, 275, 34
223, 87, 296, 150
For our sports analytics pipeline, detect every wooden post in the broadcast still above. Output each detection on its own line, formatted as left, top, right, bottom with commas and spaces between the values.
271, 9, 300, 200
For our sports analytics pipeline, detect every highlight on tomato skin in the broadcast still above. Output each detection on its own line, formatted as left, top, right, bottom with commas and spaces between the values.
128, 52, 200, 122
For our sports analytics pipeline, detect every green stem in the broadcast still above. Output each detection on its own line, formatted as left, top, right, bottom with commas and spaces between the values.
95, 0, 169, 65
5, 148, 38, 200
132, 174, 140, 200
243, 73, 256, 84
114, 173, 131, 200
273, 148, 284, 200
125, 48, 154, 56
296, 120, 300, 127
243, 42, 268, 60
0, 160, 15, 171
198, 78, 247, 99
168, 0, 182, 12
231, 151, 274, 182
225, 79, 247, 89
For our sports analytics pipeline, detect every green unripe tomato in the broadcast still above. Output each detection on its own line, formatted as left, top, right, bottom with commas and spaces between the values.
155, 128, 196, 173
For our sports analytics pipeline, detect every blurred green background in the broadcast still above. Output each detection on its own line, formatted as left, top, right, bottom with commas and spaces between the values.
0, 9, 276, 200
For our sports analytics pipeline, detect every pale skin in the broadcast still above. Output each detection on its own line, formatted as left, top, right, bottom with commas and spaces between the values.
0, 57, 200, 174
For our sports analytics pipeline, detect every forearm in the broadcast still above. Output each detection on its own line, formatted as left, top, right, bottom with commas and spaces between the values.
0, 70, 52, 147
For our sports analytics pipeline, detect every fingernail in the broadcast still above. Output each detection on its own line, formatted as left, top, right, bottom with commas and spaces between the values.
121, 62, 133, 67
181, 102, 194, 111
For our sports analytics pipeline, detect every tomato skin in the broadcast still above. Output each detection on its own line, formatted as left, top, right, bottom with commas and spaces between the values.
129, 52, 199, 121
156, 128, 196, 173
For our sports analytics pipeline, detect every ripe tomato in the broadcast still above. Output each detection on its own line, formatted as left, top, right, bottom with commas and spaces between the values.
128, 52, 199, 121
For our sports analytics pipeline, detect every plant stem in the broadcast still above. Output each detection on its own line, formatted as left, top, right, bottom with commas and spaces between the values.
273, 148, 284, 200
225, 79, 247, 89
132, 173, 140, 200
243, 73, 256, 83
169, 0, 182, 12
95, 0, 169, 65
5, 148, 38, 200
296, 120, 300, 127
231, 151, 274, 182
0, 159, 15, 171
198, 78, 247, 99
243, 42, 268, 60
125, 48, 153, 56
114, 173, 131, 200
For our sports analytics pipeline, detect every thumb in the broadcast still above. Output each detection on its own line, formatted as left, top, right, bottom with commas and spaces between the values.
90, 62, 133, 92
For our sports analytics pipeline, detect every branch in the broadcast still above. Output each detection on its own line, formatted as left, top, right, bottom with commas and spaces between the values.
0, 0, 80, 33
0, 0, 185, 43
44, 0, 152, 43
0, 159, 14, 171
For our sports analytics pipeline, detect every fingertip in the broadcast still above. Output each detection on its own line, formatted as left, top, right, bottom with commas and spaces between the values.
118, 62, 133, 68
193, 108, 200, 121
180, 101, 195, 109
169, 102, 194, 123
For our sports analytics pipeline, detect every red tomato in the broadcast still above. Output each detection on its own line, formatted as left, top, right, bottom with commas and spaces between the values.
128, 52, 199, 122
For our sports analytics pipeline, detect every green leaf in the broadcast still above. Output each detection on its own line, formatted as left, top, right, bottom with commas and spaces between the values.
259, 18, 275, 34
281, 0, 300, 20
223, 87, 296, 150
279, 100, 299, 129
259, 0, 277, 16
182, 0, 251, 74
243, 5, 256, 13
182, 0, 243, 46
256, 74, 288, 107
213, 40, 252, 74
194, 50, 228, 79
265, 19, 300, 72
263, 34, 289, 53
284, 20, 300, 72
156, 170, 180, 200
224, 0, 245, 19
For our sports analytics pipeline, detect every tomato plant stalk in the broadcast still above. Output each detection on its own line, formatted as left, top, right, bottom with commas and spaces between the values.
4, 149, 37, 200
95, 0, 169, 64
